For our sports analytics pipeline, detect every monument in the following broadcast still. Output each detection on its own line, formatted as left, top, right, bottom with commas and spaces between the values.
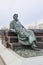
10, 14, 37, 50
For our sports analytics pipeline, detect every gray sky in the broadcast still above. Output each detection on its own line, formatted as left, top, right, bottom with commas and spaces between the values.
0, 0, 43, 28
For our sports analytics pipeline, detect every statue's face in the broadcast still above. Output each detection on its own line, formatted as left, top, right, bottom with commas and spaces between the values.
13, 14, 18, 20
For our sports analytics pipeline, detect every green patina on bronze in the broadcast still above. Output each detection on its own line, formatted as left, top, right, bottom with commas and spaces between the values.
9, 14, 37, 49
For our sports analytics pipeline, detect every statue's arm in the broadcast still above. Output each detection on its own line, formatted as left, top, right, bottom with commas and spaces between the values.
9, 22, 16, 32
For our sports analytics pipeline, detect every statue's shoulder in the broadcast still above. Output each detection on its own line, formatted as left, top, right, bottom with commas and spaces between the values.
10, 20, 14, 29
10, 20, 14, 25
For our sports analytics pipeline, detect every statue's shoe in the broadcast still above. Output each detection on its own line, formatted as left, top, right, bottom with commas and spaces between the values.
31, 42, 37, 48
31, 43, 40, 51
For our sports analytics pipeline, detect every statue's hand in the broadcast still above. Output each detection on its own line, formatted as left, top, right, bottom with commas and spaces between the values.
9, 29, 16, 32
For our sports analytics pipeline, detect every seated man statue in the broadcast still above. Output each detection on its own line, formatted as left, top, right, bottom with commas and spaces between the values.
10, 14, 37, 50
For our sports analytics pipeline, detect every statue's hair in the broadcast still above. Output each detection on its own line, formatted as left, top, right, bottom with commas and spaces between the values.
13, 14, 18, 19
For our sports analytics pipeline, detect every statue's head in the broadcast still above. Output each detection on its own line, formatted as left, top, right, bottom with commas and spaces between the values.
13, 14, 18, 20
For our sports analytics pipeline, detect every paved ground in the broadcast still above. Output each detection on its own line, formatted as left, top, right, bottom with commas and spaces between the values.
0, 57, 5, 65
0, 40, 43, 65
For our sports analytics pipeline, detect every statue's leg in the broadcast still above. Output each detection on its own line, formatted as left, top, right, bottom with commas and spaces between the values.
31, 42, 40, 51
31, 42, 37, 48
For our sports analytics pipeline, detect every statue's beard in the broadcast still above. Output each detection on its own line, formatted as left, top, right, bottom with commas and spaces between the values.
15, 18, 18, 21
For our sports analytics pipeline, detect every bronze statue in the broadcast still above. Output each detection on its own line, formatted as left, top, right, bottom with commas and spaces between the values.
10, 14, 38, 50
